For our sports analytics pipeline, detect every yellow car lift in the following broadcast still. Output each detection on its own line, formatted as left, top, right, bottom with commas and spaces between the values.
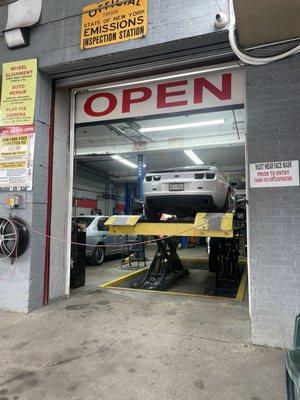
105, 213, 242, 294
105, 212, 234, 238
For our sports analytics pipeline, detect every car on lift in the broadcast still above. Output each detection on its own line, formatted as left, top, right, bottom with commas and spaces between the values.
73, 215, 132, 266
143, 166, 235, 220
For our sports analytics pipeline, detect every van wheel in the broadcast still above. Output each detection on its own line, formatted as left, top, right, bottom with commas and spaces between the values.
91, 244, 105, 266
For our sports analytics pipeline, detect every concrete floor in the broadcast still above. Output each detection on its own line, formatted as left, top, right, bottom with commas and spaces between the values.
0, 252, 286, 400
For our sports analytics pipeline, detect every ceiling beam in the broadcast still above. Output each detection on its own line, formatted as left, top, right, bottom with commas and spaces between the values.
107, 124, 140, 143
126, 121, 154, 142
76, 162, 118, 182
76, 136, 245, 157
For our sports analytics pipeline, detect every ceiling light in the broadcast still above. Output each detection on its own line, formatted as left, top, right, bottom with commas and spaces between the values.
111, 155, 137, 169
184, 150, 204, 165
85, 64, 240, 93
140, 119, 225, 133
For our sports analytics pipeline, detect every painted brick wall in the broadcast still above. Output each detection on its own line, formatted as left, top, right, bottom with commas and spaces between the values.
0, 0, 228, 72
246, 54, 300, 348
0, 72, 52, 312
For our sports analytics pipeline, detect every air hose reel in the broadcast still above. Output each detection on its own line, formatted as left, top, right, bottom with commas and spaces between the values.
0, 217, 30, 260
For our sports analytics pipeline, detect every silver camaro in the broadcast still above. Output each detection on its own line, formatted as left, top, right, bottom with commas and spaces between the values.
143, 166, 235, 220
73, 215, 133, 266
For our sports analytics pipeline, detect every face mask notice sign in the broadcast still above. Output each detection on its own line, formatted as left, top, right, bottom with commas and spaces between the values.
81, 0, 148, 50
249, 160, 300, 188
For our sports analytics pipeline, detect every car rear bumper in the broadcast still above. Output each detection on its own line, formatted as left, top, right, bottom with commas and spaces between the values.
145, 194, 217, 215
85, 246, 94, 257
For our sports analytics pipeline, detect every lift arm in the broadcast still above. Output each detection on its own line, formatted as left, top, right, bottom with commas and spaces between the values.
105, 213, 233, 238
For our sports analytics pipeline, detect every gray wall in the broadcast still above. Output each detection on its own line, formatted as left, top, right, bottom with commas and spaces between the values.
246, 54, 300, 348
48, 88, 70, 301
73, 171, 125, 216
0, 0, 228, 73
0, 72, 52, 312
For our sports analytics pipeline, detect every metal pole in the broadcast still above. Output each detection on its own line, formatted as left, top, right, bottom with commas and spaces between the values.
137, 154, 146, 201
125, 183, 131, 215
136, 154, 146, 261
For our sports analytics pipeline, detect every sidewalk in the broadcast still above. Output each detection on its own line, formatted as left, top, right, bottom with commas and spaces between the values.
0, 278, 285, 400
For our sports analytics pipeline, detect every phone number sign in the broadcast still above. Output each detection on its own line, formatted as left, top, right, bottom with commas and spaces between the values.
249, 160, 300, 188
81, 0, 148, 49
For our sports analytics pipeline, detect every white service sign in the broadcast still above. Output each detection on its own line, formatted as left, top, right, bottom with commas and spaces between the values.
75, 65, 244, 124
249, 160, 300, 188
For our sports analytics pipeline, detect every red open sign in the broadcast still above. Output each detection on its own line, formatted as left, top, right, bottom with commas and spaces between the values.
75, 65, 244, 124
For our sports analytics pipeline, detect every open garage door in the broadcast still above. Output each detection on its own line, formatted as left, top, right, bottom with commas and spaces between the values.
69, 62, 247, 302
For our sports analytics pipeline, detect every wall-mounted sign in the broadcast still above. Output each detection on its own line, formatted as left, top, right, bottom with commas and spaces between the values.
81, 0, 148, 50
0, 125, 35, 191
0, 59, 37, 126
249, 160, 299, 188
75, 65, 244, 124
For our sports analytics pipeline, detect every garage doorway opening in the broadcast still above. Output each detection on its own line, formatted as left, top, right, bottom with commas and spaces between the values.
69, 63, 247, 303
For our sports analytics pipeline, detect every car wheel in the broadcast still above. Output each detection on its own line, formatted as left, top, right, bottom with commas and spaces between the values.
91, 244, 105, 266
221, 190, 234, 212
228, 189, 235, 210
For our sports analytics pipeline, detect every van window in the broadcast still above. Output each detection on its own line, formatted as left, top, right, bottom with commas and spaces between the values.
74, 217, 94, 227
97, 218, 108, 231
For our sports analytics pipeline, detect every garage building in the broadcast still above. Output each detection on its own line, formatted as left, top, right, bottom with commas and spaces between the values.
0, 0, 299, 351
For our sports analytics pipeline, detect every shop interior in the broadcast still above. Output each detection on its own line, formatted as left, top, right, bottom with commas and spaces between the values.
71, 107, 247, 300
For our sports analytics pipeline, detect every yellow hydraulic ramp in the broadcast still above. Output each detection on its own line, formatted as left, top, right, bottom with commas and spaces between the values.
105, 213, 233, 238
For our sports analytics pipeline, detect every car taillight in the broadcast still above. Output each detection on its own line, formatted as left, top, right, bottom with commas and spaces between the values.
194, 173, 204, 179
145, 176, 152, 182
153, 176, 161, 181
206, 173, 216, 179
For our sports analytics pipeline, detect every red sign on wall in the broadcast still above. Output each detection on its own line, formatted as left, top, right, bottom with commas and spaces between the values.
73, 197, 97, 209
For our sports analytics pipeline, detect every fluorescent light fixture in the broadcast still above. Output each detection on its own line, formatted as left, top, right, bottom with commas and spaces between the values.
111, 155, 137, 169
85, 64, 240, 93
184, 150, 204, 165
140, 119, 225, 133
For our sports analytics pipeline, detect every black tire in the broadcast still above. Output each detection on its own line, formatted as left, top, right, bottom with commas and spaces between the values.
11, 217, 30, 257
90, 244, 105, 266
221, 190, 234, 213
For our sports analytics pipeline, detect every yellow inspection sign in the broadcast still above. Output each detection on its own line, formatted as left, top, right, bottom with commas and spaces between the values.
81, 0, 148, 49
